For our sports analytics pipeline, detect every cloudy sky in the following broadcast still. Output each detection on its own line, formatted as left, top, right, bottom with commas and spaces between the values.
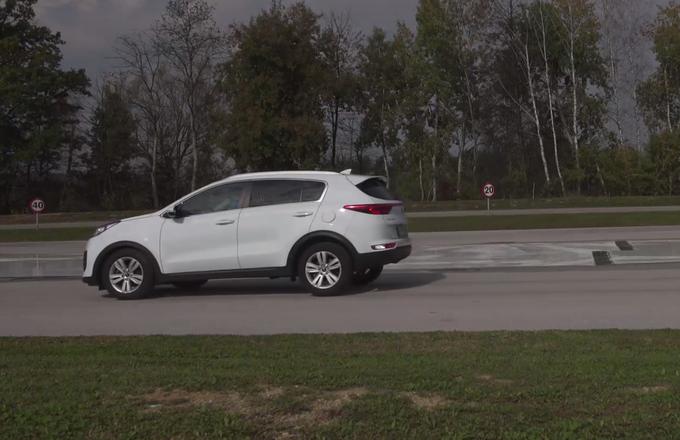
35, 0, 419, 79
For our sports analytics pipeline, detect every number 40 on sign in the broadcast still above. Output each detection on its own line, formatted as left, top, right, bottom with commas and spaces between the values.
29, 198, 46, 229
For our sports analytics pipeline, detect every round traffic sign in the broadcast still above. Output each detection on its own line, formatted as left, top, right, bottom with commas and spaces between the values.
482, 182, 495, 199
30, 198, 46, 213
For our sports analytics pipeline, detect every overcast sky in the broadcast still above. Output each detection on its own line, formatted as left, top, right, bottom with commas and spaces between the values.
35, 0, 419, 79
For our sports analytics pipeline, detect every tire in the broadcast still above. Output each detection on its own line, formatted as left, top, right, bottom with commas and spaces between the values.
101, 248, 155, 299
298, 242, 353, 296
172, 280, 208, 290
353, 266, 383, 286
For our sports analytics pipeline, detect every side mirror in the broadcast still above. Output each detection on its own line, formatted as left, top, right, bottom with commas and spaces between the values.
163, 204, 186, 219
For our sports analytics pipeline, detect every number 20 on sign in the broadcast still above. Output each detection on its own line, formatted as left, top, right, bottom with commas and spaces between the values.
481, 182, 495, 212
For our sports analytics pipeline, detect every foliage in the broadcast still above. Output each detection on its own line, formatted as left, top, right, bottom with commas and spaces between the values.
0, 0, 89, 213
3, 0, 680, 213
219, 2, 326, 171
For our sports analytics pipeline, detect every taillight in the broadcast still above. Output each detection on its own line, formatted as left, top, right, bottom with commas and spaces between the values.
343, 203, 401, 215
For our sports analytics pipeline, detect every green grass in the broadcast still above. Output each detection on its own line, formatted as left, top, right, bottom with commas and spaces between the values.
2, 331, 680, 439
405, 195, 680, 211
0, 210, 148, 225
1, 196, 680, 225
2, 211, 680, 242
0, 227, 94, 242
408, 211, 680, 232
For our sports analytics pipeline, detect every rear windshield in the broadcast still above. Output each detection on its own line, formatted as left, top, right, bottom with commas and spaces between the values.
356, 178, 396, 200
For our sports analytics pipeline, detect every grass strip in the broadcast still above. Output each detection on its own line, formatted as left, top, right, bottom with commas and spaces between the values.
408, 211, 680, 232
2, 211, 680, 242
405, 195, 680, 211
1, 331, 680, 439
0, 227, 93, 242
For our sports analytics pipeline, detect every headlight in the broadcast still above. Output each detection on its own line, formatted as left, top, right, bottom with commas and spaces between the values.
93, 221, 120, 236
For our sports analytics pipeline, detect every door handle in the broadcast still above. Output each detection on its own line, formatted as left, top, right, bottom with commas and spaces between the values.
293, 211, 313, 218
216, 219, 235, 225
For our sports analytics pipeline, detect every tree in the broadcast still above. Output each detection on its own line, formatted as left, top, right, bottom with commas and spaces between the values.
638, 4, 680, 135
318, 12, 362, 168
357, 27, 411, 187
115, 33, 165, 208
155, 0, 225, 191
220, 2, 327, 171
555, 0, 608, 194
0, 0, 88, 212
85, 81, 137, 209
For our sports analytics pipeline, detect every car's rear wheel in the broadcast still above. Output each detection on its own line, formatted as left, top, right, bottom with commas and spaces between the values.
172, 280, 208, 290
353, 265, 383, 285
298, 242, 352, 296
102, 249, 154, 300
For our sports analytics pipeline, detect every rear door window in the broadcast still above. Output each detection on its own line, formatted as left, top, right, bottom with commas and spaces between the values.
249, 180, 325, 208
356, 178, 396, 200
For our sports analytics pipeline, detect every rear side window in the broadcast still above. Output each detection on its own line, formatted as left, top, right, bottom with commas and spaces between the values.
356, 178, 395, 200
249, 180, 325, 208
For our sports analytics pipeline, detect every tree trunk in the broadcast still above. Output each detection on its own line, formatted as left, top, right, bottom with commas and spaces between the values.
381, 149, 389, 188
151, 136, 159, 208
419, 158, 424, 201
601, 0, 624, 146
525, 38, 551, 187
331, 100, 339, 168
539, 5, 565, 196
432, 97, 439, 202
664, 67, 673, 133
567, 5, 581, 195
431, 153, 437, 202
456, 137, 463, 198
189, 111, 198, 191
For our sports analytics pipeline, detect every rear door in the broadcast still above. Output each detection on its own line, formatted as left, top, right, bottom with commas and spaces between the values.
237, 179, 326, 269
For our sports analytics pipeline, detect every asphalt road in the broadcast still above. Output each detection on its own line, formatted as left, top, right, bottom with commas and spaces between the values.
2, 264, 680, 336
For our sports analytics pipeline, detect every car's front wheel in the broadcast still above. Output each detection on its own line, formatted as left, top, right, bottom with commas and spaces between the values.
353, 266, 383, 285
102, 249, 155, 299
298, 242, 352, 296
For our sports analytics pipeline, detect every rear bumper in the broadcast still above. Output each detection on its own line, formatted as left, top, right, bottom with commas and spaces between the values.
356, 245, 411, 269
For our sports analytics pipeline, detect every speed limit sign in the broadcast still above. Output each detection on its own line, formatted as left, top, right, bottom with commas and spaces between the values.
29, 198, 46, 229
30, 198, 46, 213
481, 182, 495, 212
482, 182, 495, 199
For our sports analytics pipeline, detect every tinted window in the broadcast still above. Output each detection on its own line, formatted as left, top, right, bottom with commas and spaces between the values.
356, 178, 395, 200
180, 183, 246, 215
250, 180, 325, 208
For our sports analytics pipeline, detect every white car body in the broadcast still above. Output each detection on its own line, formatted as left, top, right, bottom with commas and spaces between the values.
83, 171, 411, 295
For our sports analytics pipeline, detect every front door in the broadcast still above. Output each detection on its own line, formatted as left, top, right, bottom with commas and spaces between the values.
160, 182, 247, 274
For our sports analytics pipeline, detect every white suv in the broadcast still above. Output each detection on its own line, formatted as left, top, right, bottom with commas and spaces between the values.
82, 171, 411, 298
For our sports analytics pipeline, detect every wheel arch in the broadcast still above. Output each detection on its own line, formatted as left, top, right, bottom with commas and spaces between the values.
287, 231, 358, 275
92, 241, 161, 288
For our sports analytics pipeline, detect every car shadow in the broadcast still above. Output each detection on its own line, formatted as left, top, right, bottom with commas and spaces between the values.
140, 270, 446, 299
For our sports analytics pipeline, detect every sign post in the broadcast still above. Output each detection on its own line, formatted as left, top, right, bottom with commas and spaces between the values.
30, 198, 46, 230
481, 182, 495, 213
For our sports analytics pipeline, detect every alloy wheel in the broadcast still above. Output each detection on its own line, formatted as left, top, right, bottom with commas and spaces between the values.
108, 256, 144, 295
304, 251, 342, 290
